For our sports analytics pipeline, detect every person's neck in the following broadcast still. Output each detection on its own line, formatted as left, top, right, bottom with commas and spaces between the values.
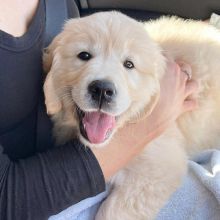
0, 0, 39, 37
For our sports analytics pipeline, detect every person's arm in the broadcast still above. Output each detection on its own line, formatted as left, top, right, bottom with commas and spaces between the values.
0, 141, 105, 220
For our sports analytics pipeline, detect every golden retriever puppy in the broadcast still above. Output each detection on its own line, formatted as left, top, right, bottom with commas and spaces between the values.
43, 11, 220, 220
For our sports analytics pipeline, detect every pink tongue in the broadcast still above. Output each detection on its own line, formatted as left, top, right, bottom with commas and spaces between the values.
82, 112, 116, 144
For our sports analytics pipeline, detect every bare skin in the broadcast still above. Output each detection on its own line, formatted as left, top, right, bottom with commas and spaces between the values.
0, 0, 39, 37
0, 0, 198, 181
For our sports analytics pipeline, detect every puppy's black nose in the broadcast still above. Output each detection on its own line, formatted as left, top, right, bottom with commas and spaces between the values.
88, 80, 116, 105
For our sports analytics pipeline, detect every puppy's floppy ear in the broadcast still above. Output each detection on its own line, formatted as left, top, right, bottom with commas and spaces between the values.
43, 72, 62, 115
141, 81, 160, 120
43, 35, 62, 115
144, 89, 160, 117
131, 83, 160, 123
43, 34, 62, 73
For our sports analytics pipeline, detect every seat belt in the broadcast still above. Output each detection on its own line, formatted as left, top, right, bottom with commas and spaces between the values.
44, 0, 80, 47
37, 0, 80, 151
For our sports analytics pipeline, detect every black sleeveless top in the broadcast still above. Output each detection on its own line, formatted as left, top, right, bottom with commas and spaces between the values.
0, 1, 105, 219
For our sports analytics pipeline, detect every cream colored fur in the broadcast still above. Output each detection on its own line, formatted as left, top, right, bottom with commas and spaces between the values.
43, 12, 220, 220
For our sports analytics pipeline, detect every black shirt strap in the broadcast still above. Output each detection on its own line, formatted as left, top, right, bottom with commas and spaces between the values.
37, 0, 80, 151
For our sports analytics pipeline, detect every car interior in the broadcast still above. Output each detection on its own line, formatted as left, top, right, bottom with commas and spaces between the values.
77, 0, 220, 19
45, 0, 220, 47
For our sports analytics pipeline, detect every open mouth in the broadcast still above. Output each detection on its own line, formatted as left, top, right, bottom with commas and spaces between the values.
76, 105, 116, 144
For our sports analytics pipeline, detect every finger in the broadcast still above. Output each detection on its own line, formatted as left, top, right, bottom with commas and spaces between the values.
166, 59, 178, 76
166, 58, 176, 67
172, 63, 188, 87
179, 62, 192, 81
180, 68, 189, 83
184, 80, 199, 97
182, 99, 198, 113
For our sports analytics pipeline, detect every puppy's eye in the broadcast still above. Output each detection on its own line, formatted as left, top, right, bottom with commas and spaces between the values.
124, 60, 134, 69
77, 52, 92, 61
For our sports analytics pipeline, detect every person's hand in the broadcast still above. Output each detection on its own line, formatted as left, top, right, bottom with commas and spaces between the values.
146, 60, 198, 137
92, 60, 198, 180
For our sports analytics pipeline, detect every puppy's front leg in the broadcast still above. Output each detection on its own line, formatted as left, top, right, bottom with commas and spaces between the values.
96, 135, 187, 220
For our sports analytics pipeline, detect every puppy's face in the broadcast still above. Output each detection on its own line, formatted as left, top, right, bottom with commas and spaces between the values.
44, 12, 166, 147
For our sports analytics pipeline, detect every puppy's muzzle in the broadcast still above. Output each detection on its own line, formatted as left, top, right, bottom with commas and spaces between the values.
88, 80, 116, 108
